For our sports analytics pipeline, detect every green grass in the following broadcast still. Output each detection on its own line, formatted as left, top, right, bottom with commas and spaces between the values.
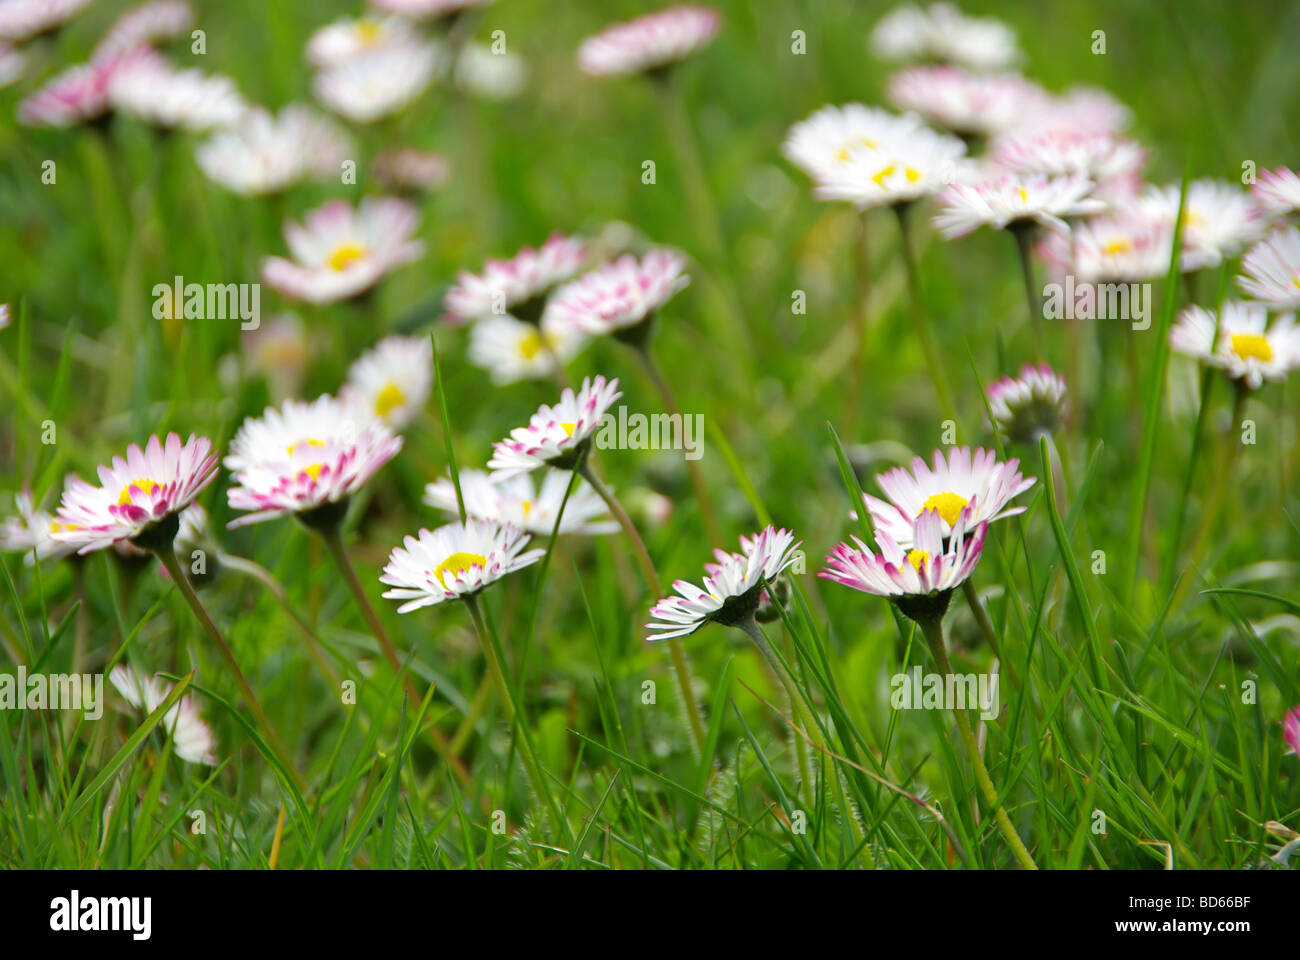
1, 0, 1298, 869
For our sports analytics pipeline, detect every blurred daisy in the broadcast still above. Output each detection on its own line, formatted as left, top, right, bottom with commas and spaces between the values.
0, 0, 91, 41
1143, 180, 1265, 272
1237, 227, 1300, 309
870, 2, 1019, 71
0, 490, 80, 563
812, 123, 967, 209
307, 14, 415, 67
380, 518, 543, 612
1169, 301, 1300, 390
487, 375, 622, 478
225, 394, 403, 529
107, 53, 245, 131
577, 5, 720, 78
887, 66, 1048, 139
545, 249, 689, 339
455, 42, 526, 100
372, 147, 451, 193
368, 0, 493, 19
1253, 167, 1300, 217
93, 0, 193, 61
196, 105, 351, 195
341, 334, 433, 430
1284, 706, 1300, 756
0, 41, 23, 89
467, 314, 586, 385
1022, 87, 1131, 139
782, 103, 923, 183
863, 445, 1035, 548
314, 40, 439, 124
987, 364, 1068, 443
646, 527, 802, 641
992, 129, 1145, 198
18, 58, 117, 128
0, 303, 9, 329
261, 197, 424, 306
424, 468, 617, 535
109, 665, 217, 766
934, 173, 1103, 238
242, 312, 310, 400
1063, 205, 1175, 283
444, 232, 587, 325
51, 434, 219, 554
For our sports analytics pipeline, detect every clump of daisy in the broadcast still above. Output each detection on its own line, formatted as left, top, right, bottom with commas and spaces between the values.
314, 39, 440, 124
261, 197, 424, 306
444, 233, 587, 326
467, 314, 587, 386
1253, 167, 1300, 218
576, 5, 721, 79
1170, 301, 1300, 391
110, 665, 217, 766
987, 364, 1069, 444
887, 66, 1049, 141
196, 105, 351, 196
341, 334, 433, 431
1237, 227, 1300, 309
425, 469, 616, 536
870, 2, 1020, 71
106, 50, 245, 132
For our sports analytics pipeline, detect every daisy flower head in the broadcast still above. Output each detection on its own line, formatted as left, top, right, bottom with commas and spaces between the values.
1169, 301, 1300, 390
261, 196, 424, 306
368, 0, 494, 19
0, 0, 92, 41
1284, 706, 1300, 757
0, 490, 80, 563
93, 1, 194, 61
341, 334, 433, 430
812, 123, 968, 209
864, 446, 1036, 548
545, 249, 689, 342
18, 57, 120, 128
781, 103, 923, 184
0, 41, 24, 89
1066, 203, 1176, 283
987, 364, 1068, 444
645, 527, 802, 641
934, 173, 1104, 239
992, 129, 1146, 199
224, 394, 403, 530
307, 14, 415, 67
455, 42, 526, 100
887, 66, 1049, 139
443, 232, 587, 326
51, 433, 219, 555
1237, 227, 1300, 309
467, 314, 587, 385
820, 508, 987, 622
577, 5, 721, 79
1253, 167, 1300, 217
196, 105, 351, 195
107, 52, 245, 132
314, 40, 439, 124
380, 518, 544, 613
870, 2, 1019, 71
424, 469, 617, 536
109, 665, 217, 766
487, 375, 622, 478
1142, 180, 1265, 272
372, 147, 451, 194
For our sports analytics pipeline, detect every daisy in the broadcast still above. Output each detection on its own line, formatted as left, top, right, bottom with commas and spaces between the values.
1253, 167, 1300, 217
261, 197, 424, 306
887, 66, 1049, 139
0, 0, 92, 41
1237, 227, 1300, 309
577, 5, 721, 78
372, 147, 451, 193
18, 58, 117, 128
811, 123, 968, 209
781, 103, 923, 183
1142, 180, 1265, 272
107, 53, 245, 132
487, 375, 622, 478
467, 314, 587, 385
0, 41, 23, 89
0, 490, 80, 563
646, 527, 802, 641
110, 665, 218, 766
424, 468, 617, 536
340, 334, 433, 430
195, 105, 351, 196
1063, 205, 1176, 283
1169, 301, 1300, 390
307, 14, 415, 67
242, 312, 309, 399
93, 0, 194, 61
870, 2, 1019, 71
987, 364, 1069, 443
314, 40, 439, 124
50, 433, 219, 555
991, 129, 1145, 198
444, 232, 587, 325
455, 42, 526, 101
863, 446, 1036, 548
544, 249, 689, 340
1285, 706, 1300, 756
368, 0, 493, 19
224, 394, 403, 529
379, 518, 544, 612
934, 174, 1103, 238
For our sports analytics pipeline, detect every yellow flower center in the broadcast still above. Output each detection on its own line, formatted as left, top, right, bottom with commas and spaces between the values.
356, 19, 382, 43
288, 438, 325, 457
921, 491, 970, 527
1181, 209, 1207, 229
871, 164, 896, 187
433, 551, 486, 588
1102, 238, 1133, 256
518, 331, 543, 360
51, 520, 81, 533
521, 500, 533, 518
327, 242, 367, 272
374, 382, 406, 419
559, 422, 577, 437
1017, 187, 1028, 205
1229, 333, 1273, 363
301, 463, 324, 482
1292, 272, 1300, 290
903, 166, 921, 183
117, 478, 157, 507
906, 548, 930, 571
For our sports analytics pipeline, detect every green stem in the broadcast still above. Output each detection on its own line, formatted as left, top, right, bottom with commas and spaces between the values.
1011, 224, 1046, 364
895, 203, 957, 423
919, 615, 1038, 870
846, 208, 872, 437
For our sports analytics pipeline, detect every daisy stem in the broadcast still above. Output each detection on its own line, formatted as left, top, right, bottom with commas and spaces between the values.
894, 203, 957, 423
153, 544, 308, 794
919, 615, 1038, 870
577, 460, 707, 755
738, 617, 823, 751
846, 208, 872, 437
319, 527, 469, 784
1011, 224, 1046, 364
